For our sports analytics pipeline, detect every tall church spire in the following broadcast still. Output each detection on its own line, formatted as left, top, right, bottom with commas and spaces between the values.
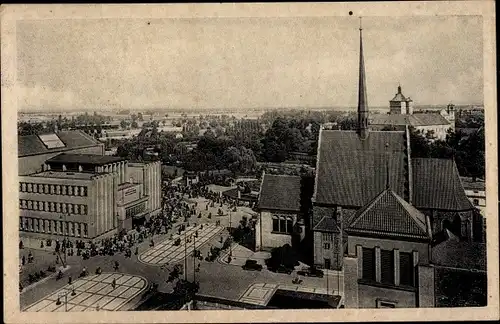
357, 17, 369, 139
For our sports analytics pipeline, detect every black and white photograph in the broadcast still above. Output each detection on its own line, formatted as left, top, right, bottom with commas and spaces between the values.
2, 2, 498, 323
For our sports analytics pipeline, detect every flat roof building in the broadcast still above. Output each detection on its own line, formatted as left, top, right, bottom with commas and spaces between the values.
18, 131, 161, 244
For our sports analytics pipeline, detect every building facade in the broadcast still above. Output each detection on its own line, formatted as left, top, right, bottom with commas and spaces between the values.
256, 174, 306, 251
370, 86, 454, 141
18, 131, 161, 242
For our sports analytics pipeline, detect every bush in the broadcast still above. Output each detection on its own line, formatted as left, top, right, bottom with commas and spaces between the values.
174, 238, 181, 246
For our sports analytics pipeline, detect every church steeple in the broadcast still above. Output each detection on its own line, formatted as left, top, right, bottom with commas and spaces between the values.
357, 17, 369, 139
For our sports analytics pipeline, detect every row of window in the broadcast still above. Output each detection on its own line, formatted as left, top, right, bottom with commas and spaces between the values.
272, 215, 294, 234
20, 182, 88, 197
362, 247, 414, 287
20, 217, 88, 237
19, 200, 88, 215
126, 202, 146, 218
322, 232, 334, 249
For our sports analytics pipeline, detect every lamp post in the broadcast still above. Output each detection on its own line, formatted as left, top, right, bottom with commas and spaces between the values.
228, 210, 232, 261
184, 232, 187, 281
59, 212, 68, 267
57, 285, 74, 312
193, 234, 196, 283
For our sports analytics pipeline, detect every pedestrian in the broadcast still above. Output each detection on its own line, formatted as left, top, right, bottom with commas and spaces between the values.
135, 247, 139, 255
19, 241, 24, 249
112, 278, 116, 290
22, 255, 26, 266
40, 240, 44, 248
56, 255, 60, 264
68, 276, 72, 285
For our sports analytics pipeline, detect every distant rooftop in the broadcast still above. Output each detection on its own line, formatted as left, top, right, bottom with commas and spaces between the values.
18, 130, 101, 157
460, 177, 485, 191
46, 153, 126, 165
30, 171, 95, 180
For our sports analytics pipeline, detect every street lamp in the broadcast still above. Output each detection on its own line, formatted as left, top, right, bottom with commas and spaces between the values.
184, 232, 188, 281
56, 285, 74, 312
59, 212, 69, 267
228, 209, 232, 262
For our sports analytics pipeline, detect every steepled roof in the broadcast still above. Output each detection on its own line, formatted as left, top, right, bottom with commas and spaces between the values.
346, 188, 430, 240
412, 158, 473, 210
314, 129, 409, 207
390, 85, 409, 102
357, 19, 369, 139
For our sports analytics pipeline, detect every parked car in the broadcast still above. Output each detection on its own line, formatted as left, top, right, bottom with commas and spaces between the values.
242, 260, 263, 271
297, 267, 324, 278
272, 264, 293, 275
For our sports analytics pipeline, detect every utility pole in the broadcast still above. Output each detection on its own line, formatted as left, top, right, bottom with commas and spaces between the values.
228, 209, 232, 260
184, 232, 187, 281
193, 234, 196, 283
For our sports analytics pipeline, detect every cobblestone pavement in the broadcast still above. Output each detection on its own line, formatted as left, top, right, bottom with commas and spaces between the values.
138, 223, 225, 266
23, 273, 147, 312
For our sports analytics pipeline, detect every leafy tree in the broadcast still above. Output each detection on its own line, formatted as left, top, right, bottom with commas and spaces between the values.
138, 113, 144, 121
120, 120, 129, 129
131, 121, 139, 129
222, 146, 257, 175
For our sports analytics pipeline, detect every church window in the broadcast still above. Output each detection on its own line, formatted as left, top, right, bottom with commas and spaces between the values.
323, 243, 331, 250
272, 216, 279, 232
279, 216, 286, 233
272, 214, 293, 234
380, 249, 395, 285
362, 248, 376, 281
399, 252, 414, 287
473, 199, 479, 206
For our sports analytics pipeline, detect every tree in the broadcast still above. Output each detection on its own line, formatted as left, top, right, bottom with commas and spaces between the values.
120, 120, 129, 129
138, 113, 144, 121
222, 146, 257, 175
131, 121, 139, 129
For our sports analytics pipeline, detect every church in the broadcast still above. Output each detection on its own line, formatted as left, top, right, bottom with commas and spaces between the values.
257, 20, 482, 309
310, 21, 481, 308
370, 85, 455, 141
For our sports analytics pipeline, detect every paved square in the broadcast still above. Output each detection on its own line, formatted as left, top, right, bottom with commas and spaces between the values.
23, 273, 147, 312
138, 223, 225, 266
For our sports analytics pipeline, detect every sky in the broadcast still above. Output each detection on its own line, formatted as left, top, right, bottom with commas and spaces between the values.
16, 16, 483, 112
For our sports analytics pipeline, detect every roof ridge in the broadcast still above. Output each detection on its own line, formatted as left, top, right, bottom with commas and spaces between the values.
349, 188, 390, 227
390, 190, 428, 234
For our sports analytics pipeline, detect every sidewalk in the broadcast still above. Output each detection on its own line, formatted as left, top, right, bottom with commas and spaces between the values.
217, 243, 270, 267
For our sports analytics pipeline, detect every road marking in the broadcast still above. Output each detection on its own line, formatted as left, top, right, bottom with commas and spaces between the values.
22, 273, 147, 312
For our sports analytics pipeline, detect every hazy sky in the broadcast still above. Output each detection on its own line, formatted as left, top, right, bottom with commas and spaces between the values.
16, 16, 483, 111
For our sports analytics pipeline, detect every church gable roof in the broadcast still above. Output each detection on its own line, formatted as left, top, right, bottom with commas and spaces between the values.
346, 188, 430, 239
258, 174, 302, 212
313, 216, 341, 233
314, 130, 409, 207
412, 158, 473, 211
